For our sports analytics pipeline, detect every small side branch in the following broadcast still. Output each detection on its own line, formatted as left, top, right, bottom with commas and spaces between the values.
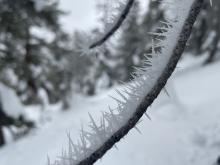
89, 0, 135, 49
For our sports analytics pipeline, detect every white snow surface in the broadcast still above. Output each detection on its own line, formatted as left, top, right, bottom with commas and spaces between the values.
0, 57, 220, 165
0, 83, 24, 118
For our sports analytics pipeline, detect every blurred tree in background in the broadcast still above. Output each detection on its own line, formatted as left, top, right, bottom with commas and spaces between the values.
114, 1, 143, 81
70, 31, 99, 96
0, 0, 72, 106
189, 1, 220, 64
0, 0, 73, 145
140, 1, 165, 49
92, 0, 121, 86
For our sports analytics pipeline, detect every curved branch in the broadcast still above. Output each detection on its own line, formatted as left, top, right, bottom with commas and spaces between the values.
52, 1, 204, 165
89, 0, 135, 49
78, 0, 204, 164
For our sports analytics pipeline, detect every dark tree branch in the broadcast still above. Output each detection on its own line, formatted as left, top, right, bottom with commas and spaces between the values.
89, 0, 135, 49
78, 0, 204, 164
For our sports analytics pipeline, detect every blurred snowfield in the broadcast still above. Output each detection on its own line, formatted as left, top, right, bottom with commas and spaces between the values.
0, 55, 220, 165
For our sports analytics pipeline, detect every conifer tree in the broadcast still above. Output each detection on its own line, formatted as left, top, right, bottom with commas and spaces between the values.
70, 31, 99, 95
188, 0, 220, 64
115, 1, 142, 81
140, 1, 165, 49
0, 0, 72, 105
93, 0, 119, 86
141, 1, 165, 39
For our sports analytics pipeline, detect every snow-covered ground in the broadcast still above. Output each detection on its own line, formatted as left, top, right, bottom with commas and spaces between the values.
0, 57, 220, 165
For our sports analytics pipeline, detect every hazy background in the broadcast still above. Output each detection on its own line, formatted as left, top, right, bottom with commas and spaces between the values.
59, 0, 97, 32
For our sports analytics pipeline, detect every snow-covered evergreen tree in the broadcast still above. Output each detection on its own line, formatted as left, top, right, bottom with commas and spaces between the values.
0, 0, 73, 106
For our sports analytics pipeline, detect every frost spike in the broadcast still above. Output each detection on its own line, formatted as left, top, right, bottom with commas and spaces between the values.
163, 87, 171, 97
134, 126, 142, 134
144, 112, 152, 121
115, 89, 129, 102
88, 113, 103, 141
109, 95, 125, 105
148, 32, 167, 37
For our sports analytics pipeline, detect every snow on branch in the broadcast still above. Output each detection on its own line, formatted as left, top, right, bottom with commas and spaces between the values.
50, 0, 204, 164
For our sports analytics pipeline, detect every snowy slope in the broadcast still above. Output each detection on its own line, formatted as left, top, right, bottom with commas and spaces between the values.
0, 59, 220, 165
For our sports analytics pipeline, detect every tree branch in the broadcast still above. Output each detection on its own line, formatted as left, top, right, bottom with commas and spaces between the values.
51, 1, 204, 165
78, 0, 204, 164
89, 0, 135, 49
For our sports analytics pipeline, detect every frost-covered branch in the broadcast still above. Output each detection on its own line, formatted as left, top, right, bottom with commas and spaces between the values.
51, 0, 203, 165
89, 0, 135, 49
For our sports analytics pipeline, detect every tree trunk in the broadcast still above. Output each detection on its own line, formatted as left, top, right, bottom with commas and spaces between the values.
203, 33, 219, 65
0, 100, 15, 146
